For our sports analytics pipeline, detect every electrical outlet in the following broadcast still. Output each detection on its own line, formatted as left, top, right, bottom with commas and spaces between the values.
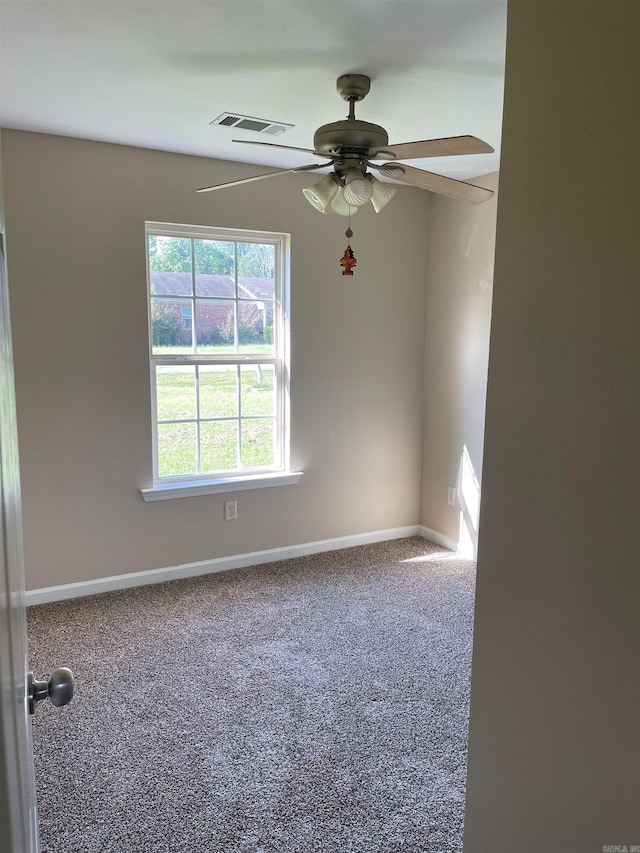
448, 487, 457, 507
224, 500, 238, 521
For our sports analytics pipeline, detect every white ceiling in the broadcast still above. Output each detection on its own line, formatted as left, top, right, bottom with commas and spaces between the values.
0, 0, 507, 182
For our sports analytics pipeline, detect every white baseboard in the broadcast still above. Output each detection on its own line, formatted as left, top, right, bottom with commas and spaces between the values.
26, 524, 458, 606
417, 525, 460, 553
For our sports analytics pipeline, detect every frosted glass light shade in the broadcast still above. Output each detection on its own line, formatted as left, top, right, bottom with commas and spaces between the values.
329, 189, 358, 216
303, 174, 359, 216
302, 174, 340, 213
369, 175, 398, 213
343, 168, 373, 207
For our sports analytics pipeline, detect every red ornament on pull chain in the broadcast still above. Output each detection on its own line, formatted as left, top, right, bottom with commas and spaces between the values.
340, 227, 357, 276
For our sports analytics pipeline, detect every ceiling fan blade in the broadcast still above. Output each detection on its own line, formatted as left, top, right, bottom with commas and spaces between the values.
369, 136, 494, 161
196, 162, 328, 193
376, 163, 494, 204
233, 139, 325, 157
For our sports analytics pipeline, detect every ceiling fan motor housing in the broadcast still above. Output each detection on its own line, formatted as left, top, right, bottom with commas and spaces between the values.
313, 119, 389, 157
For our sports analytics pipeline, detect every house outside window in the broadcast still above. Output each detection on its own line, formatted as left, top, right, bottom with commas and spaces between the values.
145, 222, 291, 490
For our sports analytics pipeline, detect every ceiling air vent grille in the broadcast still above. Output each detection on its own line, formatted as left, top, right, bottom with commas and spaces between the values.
210, 113, 293, 136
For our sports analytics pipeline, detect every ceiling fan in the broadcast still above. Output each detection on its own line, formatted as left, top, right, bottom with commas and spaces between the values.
197, 74, 495, 214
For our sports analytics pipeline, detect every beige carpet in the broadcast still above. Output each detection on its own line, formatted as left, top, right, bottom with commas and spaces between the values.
27, 536, 476, 852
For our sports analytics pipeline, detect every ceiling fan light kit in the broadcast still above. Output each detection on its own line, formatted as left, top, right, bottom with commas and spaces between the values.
303, 171, 397, 216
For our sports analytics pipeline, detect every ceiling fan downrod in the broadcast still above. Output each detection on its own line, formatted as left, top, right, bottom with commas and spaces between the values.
338, 73, 370, 121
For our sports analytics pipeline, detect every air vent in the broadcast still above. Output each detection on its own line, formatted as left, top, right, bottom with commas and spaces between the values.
210, 113, 293, 136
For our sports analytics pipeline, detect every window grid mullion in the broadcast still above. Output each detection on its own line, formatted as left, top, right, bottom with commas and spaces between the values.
190, 234, 199, 472
191, 239, 195, 354
195, 364, 201, 474
151, 356, 280, 367
236, 364, 242, 468
234, 242, 239, 353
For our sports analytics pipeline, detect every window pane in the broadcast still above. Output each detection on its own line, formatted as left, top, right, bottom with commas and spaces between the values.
148, 236, 192, 296
238, 301, 274, 353
158, 423, 197, 477
156, 367, 196, 421
195, 300, 235, 353
240, 365, 275, 417
194, 239, 235, 297
151, 298, 193, 355
237, 242, 275, 300
241, 419, 276, 468
200, 421, 238, 473
199, 366, 238, 419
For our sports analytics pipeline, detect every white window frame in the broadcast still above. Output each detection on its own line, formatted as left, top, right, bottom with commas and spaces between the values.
140, 222, 302, 501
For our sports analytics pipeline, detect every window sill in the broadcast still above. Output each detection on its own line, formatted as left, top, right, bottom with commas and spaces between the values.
140, 471, 303, 502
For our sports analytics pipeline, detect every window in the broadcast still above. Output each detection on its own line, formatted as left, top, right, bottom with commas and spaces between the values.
180, 305, 192, 329
142, 222, 299, 500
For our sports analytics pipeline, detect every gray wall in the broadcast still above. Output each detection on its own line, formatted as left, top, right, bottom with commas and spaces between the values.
464, 2, 640, 850
2, 131, 431, 589
421, 173, 498, 555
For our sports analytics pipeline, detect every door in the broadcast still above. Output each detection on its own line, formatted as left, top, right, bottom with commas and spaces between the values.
0, 149, 75, 849
0, 216, 39, 847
